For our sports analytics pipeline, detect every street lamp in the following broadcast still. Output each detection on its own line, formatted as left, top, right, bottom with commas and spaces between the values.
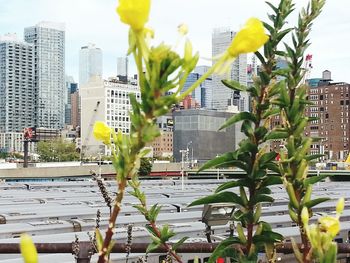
216, 154, 220, 180
187, 141, 193, 169
179, 149, 188, 190
202, 203, 235, 242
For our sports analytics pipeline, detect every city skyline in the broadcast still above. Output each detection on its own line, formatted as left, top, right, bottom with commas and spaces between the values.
0, 0, 349, 83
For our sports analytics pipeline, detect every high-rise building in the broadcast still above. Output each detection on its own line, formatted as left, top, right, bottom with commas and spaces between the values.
0, 34, 35, 133
24, 21, 65, 129
65, 76, 75, 126
182, 66, 213, 108
212, 28, 248, 111
79, 43, 102, 86
71, 89, 80, 129
80, 77, 140, 156
117, 57, 128, 82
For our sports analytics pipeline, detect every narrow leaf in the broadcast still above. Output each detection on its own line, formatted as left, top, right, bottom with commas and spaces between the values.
188, 191, 244, 207
219, 112, 257, 130
304, 197, 330, 209
207, 237, 241, 263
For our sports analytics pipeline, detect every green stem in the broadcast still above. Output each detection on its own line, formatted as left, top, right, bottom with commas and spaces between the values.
178, 54, 228, 100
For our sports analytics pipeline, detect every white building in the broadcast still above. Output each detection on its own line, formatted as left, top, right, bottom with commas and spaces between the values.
80, 77, 140, 156
0, 133, 35, 154
0, 34, 35, 133
79, 43, 102, 86
24, 21, 65, 129
212, 28, 248, 112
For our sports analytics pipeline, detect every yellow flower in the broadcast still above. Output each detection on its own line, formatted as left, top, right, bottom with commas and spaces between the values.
318, 216, 340, 238
116, 0, 151, 31
228, 17, 269, 57
178, 23, 188, 36
93, 121, 112, 145
20, 234, 38, 263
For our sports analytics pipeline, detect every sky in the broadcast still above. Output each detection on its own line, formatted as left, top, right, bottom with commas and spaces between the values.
0, 0, 349, 84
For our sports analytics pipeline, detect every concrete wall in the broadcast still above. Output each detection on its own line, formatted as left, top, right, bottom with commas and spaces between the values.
0, 162, 182, 179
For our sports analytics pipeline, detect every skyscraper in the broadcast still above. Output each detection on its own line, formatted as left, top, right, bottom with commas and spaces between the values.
65, 76, 78, 126
79, 43, 102, 86
24, 21, 65, 129
0, 34, 35, 132
182, 66, 213, 108
117, 57, 128, 82
212, 28, 248, 111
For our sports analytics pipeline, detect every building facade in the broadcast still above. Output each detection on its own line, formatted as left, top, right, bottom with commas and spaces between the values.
80, 77, 140, 156
0, 132, 35, 154
65, 76, 78, 126
0, 34, 35, 133
24, 22, 65, 129
173, 109, 243, 163
117, 57, 128, 82
71, 90, 80, 129
150, 115, 173, 159
79, 44, 102, 86
306, 82, 350, 160
212, 28, 248, 111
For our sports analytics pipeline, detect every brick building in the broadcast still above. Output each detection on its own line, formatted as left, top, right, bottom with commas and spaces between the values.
305, 81, 350, 160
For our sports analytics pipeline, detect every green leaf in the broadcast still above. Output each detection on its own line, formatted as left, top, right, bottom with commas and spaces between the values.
251, 194, 274, 205
172, 237, 189, 251
219, 112, 257, 130
241, 120, 254, 137
254, 127, 269, 140
264, 131, 289, 140
207, 237, 241, 263
259, 152, 278, 165
252, 230, 284, 244
221, 80, 247, 92
305, 154, 325, 161
145, 224, 158, 237
303, 174, 329, 187
304, 197, 330, 209
198, 152, 247, 172
188, 191, 244, 207
262, 162, 280, 174
146, 241, 161, 253
238, 139, 258, 153
95, 228, 103, 251
215, 179, 250, 193
261, 176, 282, 187
262, 108, 280, 119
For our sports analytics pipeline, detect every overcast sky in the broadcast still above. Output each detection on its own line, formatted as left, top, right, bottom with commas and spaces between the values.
0, 0, 349, 83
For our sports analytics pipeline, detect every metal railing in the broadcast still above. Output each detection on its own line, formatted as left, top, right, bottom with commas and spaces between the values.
2, 242, 350, 263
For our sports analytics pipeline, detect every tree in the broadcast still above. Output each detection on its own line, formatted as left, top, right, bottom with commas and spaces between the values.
138, 158, 152, 177
37, 138, 79, 162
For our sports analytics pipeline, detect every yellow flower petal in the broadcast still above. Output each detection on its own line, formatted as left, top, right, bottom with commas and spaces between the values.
336, 197, 345, 215
20, 234, 38, 263
318, 216, 340, 238
116, 0, 151, 31
93, 121, 112, 145
228, 17, 269, 57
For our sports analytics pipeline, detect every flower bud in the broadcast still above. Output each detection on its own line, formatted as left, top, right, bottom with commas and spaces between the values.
336, 197, 345, 216
178, 23, 189, 36
301, 207, 309, 225
20, 234, 38, 263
